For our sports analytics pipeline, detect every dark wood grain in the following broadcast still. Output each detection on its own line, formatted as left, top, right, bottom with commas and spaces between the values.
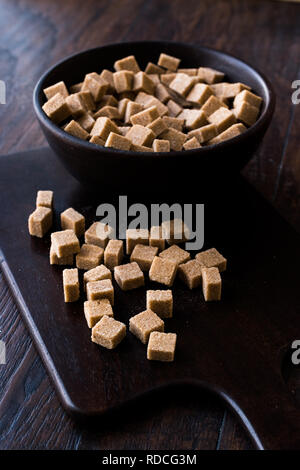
0, 0, 299, 450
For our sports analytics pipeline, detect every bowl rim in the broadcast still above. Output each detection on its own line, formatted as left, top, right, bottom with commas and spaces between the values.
33, 40, 275, 158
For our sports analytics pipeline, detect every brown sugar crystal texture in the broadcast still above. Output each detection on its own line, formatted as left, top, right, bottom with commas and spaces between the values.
147, 331, 177, 362
129, 309, 164, 344
76, 243, 104, 270
28, 207, 52, 238
63, 268, 80, 302
114, 262, 144, 291
84, 298, 113, 328
149, 256, 177, 287
130, 244, 159, 272
201, 267, 222, 301
86, 278, 114, 304
146, 289, 173, 318
195, 248, 227, 272
61, 207, 85, 237
91, 315, 126, 349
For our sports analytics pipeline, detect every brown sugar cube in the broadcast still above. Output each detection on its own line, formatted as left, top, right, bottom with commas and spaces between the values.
161, 218, 190, 245
195, 247, 227, 272
201, 95, 228, 117
145, 62, 165, 74
94, 105, 120, 120
177, 109, 207, 130
160, 73, 177, 86
49, 246, 73, 266
178, 259, 202, 289
133, 71, 155, 94
42, 93, 70, 123
129, 309, 164, 344
160, 128, 186, 151
208, 107, 236, 133
98, 94, 118, 108
118, 98, 130, 119
146, 290, 173, 318
51, 229, 80, 257
149, 226, 166, 251
114, 55, 140, 73
76, 243, 104, 270
159, 244, 190, 267
99, 69, 115, 93
76, 113, 95, 132
130, 105, 159, 126
81, 73, 108, 101
188, 123, 217, 144
70, 82, 82, 94
61, 207, 85, 237
84, 298, 113, 328
105, 132, 131, 151
130, 244, 159, 272
233, 89, 262, 109
152, 139, 170, 152
126, 228, 149, 254
118, 126, 131, 136
124, 101, 144, 124
36, 190, 53, 209
104, 239, 124, 270
158, 53, 180, 72
89, 135, 105, 146
114, 262, 144, 291
198, 67, 224, 84
147, 117, 167, 137
113, 71, 134, 93
131, 144, 153, 152
186, 83, 213, 105
63, 268, 80, 302
162, 116, 184, 131
202, 267, 221, 301
66, 93, 86, 117
91, 315, 126, 349
85, 221, 114, 249
149, 74, 161, 84
211, 82, 250, 99
90, 117, 120, 140
79, 91, 96, 112
44, 81, 69, 100
147, 331, 176, 361
208, 123, 246, 145
64, 120, 89, 140
83, 264, 111, 290
166, 99, 182, 117
169, 73, 195, 97
155, 83, 171, 103
183, 137, 201, 150
149, 256, 177, 287
233, 101, 260, 126
144, 97, 169, 117
178, 68, 198, 76
135, 91, 153, 106
126, 125, 155, 147
87, 278, 114, 304
28, 207, 52, 238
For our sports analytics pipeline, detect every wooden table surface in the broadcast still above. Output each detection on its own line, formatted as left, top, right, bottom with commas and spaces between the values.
0, 0, 299, 450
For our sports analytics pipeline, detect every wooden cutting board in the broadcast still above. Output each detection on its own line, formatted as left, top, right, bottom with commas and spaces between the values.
0, 148, 300, 450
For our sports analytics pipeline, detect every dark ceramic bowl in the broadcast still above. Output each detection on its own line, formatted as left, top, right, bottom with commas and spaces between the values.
33, 41, 275, 193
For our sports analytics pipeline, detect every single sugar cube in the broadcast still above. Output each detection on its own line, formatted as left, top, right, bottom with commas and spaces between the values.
86, 278, 114, 304
104, 239, 124, 270
161, 218, 190, 245
79, 91, 96, 111
83, 264, 111, 290
61, 207, 85, 237
36, 190, 53, 209
94, 105, 120, 120
177, 109, 207, 130
85, 221, 114, 248
208, 123, 246, 145
124, 101, 144, 124
66, 93, 86, 118
178, 259, 202, 289
91, 315, 126, 349
76, 113, 95, 132
99, 70, 115, 93
49, 245, 73, 266
147, 117, 167, 137
233, 101, 260, 126
126, 125, 155, 147
90, 117, 120, 140
133, 71, 155, 94
198, 67, 224, 84
147, 331, 177, 362
113, 71, 134, 93
208, 107, 236, 133
76, 243, 104, 270
202, 267, 222, 301
130, 106, 159, 126
81, 72, 108, 101
63, 268, 80, 302
169, 73, 195, 97
162, 116, 184, 131
130, 244, 158, 271
129, 309, 164, 344
126, 228, 149, 254
105, 132, 131, 151
188, 123, 217, 144
160, 128, 186, 151
114, 55, 140, 73
145, 62, 165, 74
159, 244, 190, 266
114, 262, 144, 291
64, 120, 89, 140
183, 137, 201, 150
42, 93, 70, 123
149, 226, 166, 251
166, 99, 182, 117
28, 207, 52, 238
51, 229, 80, 257
186, 83, 213, 105
149, 256, 177, 287
43, 81, 69, 100
233, 89, 262, 109
201, 95, 228, 117
146, 289, 173, 318
84, 298, 113, 328
158, 53, 180, 72
152, 139, 170, 152
144, 96, 168, 116
195, 247, 227, 272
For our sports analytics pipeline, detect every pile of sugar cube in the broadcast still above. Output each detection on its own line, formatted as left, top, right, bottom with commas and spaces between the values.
42, 52, 262, 152
28, 190, 227, 362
